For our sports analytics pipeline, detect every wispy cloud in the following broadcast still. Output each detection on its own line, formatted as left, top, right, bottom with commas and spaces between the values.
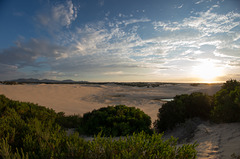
152, 6, 240, 59
195, 0, 205, 5
154, 7, 240, 36
122, 18, 151, 26
36, 0, 78, 32
174, 4, 183, 9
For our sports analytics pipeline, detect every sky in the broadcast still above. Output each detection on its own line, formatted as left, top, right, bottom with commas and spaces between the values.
0, 0, 239, 82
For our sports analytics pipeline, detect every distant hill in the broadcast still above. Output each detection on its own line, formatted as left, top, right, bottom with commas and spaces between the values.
2, 78, 88, 84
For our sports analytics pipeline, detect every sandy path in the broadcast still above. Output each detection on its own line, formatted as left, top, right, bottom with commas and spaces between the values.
193, 122, 240, 158
165, 120, 240, 159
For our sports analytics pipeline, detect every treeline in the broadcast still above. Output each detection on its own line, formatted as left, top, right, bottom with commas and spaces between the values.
154, 79, 240, 132
0, 80, 166, 87
0, 95, 197, 158
0, 79, 178, 88
114, 82, 177, 88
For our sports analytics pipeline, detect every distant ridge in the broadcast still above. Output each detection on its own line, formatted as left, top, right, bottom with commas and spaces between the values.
4, 78, 88, 84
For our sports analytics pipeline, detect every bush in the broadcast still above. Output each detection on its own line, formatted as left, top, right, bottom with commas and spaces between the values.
211, 79, 240, 123
1, 131, 198, 159
0, 95, 69, 158
187, 92, 213, 120
155, 92, 212, 132
85, 131, 198, 159
56, 112, 82, 129
81, 105, 152, 136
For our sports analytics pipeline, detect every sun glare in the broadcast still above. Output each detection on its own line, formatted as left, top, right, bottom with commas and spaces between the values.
193, 61, 223, 82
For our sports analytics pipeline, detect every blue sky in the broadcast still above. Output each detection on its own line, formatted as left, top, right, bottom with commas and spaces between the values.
0, 0, 239, 82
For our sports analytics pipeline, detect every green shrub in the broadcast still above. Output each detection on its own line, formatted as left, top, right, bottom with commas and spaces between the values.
81, 105, 152, 136
155, 92, 212, 132
56, 112, 82, 129
0, 95, 72, 158
85, 131, 198, 159
186, 92, 213, 120
211, 79, 240, 123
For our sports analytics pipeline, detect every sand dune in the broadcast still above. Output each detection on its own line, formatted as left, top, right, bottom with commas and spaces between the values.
0, 83, 221, 122
2, 83, 239, 158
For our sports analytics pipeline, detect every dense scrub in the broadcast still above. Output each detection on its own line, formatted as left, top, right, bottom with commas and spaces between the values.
80, 105, 152, 136
56, 112, 82, 129
0, 95, 70, 158
154, 92, 212, 132
211, 79, 240, 123
0, 95, 198, 158
155, 79, 240, 132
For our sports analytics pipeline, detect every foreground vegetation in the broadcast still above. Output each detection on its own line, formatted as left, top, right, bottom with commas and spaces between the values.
0, 95, 197, 158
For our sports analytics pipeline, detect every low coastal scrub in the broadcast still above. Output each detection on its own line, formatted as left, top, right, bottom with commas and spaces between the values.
154, 92, 212, 132
0, 95, 197, 158
211, 79, 240, 123
80, 105, 152, 136
56, 112, 82, 129
155, 79, 240, 132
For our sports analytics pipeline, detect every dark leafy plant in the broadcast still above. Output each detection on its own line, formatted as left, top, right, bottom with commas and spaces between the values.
86, 131, 198, 159
155, 92, 212, 132
81, 105, 152, 136
211, 79, 240, 123
56, 112, 82, 129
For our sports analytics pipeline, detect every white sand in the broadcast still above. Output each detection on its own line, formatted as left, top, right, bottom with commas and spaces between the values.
0, 84, 105, 115
192, 122, 240, 158
2, 83, 240, 158
165, 119, 240, 158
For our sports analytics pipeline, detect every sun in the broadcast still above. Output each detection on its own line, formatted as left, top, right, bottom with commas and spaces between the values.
192, 60, 223, 82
